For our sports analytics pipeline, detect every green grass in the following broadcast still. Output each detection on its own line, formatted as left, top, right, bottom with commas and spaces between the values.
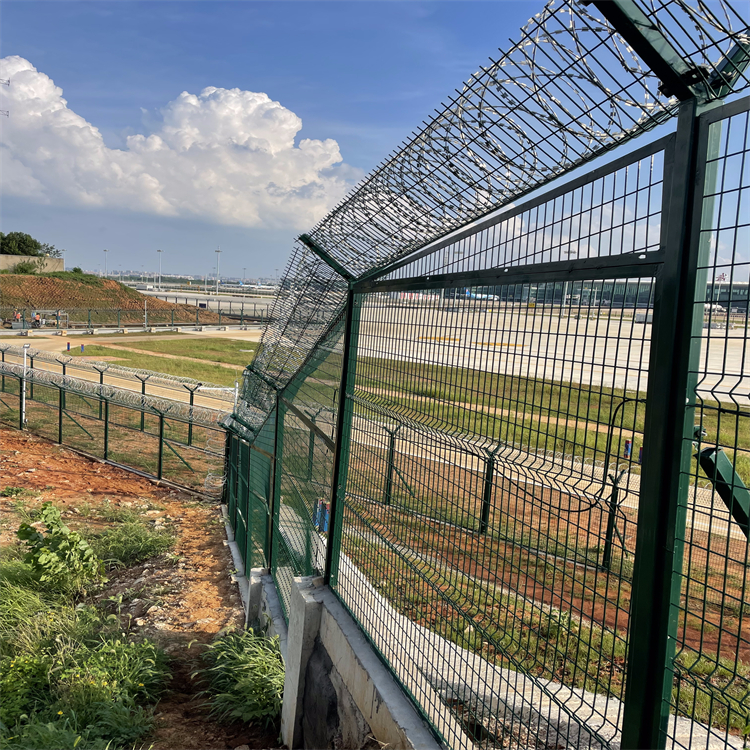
67, 345, 243, 386
0, 504, 173, 749
86, 522, 176, 569
122, 337, 258, 367
194, 629, 284, 727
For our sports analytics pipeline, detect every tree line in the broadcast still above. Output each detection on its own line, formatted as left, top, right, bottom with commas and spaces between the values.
0, 232, 63, 258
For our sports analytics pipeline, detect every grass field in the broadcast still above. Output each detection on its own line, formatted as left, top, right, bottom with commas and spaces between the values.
66, 339, 258, 387
119, 337, 258, 367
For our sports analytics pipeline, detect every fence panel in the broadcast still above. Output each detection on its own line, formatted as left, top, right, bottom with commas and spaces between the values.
270, 314, 345, 620
663, 98, 750, 750
215, 1, 750, 743
0, 370, 226, 496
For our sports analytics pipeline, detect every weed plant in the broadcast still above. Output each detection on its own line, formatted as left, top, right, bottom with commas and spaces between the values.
194, 629, 284, 727
17, 503, 101, 593
0, 504, 172, 749
87, 522, 175, 569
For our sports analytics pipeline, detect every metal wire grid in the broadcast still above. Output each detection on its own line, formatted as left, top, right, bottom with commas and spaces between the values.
0, 360, 226, 428
666, 101, 750, 749
304, 0, 684, 278
244, 246, 348, 403
376, 140, 666, 283
270, 320, 345, 621
0, 373, 225, 493
0, 343, 234, 411
631, 0, 750, 97
330, 279, 652, 749
0, 306, 235, 327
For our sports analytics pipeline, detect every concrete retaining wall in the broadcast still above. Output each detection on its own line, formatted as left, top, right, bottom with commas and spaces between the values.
247, 572, 440, 750
0, 255, 64, 272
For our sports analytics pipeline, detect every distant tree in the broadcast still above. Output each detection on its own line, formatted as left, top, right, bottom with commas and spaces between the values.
0, 232, 42, 256
0, 232, 63, 257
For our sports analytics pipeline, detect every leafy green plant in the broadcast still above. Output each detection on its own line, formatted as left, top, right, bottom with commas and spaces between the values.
0, 654, 52, 726
1, 487, 30, 498
16, 503, 101, 591
194, 629, 284, 726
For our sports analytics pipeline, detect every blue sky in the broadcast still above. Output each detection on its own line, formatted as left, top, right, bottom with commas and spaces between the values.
1, 1, 540, 278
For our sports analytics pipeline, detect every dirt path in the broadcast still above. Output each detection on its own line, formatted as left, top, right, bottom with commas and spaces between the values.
0, 428, 282, 750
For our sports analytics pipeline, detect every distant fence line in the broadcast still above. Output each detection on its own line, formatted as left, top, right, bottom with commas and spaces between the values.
0, 344, 235, 413
0, 366, 227, 495
0, 304, 271, 329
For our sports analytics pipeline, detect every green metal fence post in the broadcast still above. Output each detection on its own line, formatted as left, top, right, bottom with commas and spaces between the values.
383, 424, 400, 506
325, 288, 361, 586
117, 309, 121, 328
307, 419, 315, 481
196, 308, 199, 326
1, 350, 4, 391
60, 363, 66, 410
171, 309, 174, 327
480, 449, 497, 534
187, 387, 196, 446
58, 386, 64, 443
219, 309, 222, 326
157, 413, 164, 479
267, 392, 284, 569
88, 309, 91, 329
241, 303, 244, 326
97, 368, 105, 419
103, 399, 109, 460
621, 99, 717, 749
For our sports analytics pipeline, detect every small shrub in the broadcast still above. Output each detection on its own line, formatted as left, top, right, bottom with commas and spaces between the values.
1, 487, 30, 498
0, 654, 52, 726
0, 716, 106, 750
57, 637, 169, 708
86, 522, 175, 569
194, 629, 284, 726
17, 503, 101, 592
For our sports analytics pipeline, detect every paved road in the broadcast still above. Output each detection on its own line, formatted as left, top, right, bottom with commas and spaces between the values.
358, 301, 749, 403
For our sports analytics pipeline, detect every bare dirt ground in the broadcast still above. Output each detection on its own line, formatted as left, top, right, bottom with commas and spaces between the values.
0, 428, 283, 750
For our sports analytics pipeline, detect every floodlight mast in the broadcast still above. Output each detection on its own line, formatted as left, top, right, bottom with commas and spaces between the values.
215, 247, 221, 295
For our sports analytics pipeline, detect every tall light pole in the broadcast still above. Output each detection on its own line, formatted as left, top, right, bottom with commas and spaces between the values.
215, 247, 221, 295
103, 249, 108, 279
157, 249, 163, 291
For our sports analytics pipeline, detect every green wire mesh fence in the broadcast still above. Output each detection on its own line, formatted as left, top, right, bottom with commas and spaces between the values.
0, 368, 228, 496
222, 1, 749, 747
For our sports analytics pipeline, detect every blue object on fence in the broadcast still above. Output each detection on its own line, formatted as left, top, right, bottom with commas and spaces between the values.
314, 500, 330, 532
624, 439, 632, 459
81, 344, 84, 354
639, 446, 643, 465
67, 342, 70, 351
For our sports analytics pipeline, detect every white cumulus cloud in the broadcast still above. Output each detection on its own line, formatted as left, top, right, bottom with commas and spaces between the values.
0, 56, 355, 228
